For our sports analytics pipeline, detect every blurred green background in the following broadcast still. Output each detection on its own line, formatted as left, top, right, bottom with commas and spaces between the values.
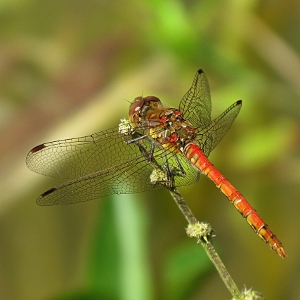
0, 1, 299, 299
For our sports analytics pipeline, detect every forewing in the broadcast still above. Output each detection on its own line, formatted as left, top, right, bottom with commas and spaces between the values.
26, 127, 142, 179
197, 100, 242, 156
179, 69, 212, 129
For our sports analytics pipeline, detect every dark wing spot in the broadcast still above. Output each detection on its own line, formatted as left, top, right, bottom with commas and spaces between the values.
41, 187, 57, 197
30, 144, 46, 153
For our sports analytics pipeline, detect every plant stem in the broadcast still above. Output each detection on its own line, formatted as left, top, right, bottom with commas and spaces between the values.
168, 186, 244, 300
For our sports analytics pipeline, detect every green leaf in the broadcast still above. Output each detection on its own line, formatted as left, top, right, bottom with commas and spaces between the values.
88, 195, 153, 300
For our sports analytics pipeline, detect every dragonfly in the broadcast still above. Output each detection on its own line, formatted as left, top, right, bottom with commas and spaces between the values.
26, 69, 286, 258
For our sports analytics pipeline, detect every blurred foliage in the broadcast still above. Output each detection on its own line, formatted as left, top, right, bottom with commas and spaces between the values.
0, 0, 299, 300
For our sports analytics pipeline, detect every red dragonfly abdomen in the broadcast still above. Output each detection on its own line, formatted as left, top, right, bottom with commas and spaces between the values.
184, 143, 286, 258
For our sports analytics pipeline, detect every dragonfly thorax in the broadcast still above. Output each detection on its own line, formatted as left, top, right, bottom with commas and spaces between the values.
129, 96, 197, 153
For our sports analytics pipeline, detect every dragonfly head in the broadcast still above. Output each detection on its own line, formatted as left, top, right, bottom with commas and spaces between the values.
129, 96, 162, 125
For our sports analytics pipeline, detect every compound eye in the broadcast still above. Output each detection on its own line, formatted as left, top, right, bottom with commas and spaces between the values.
143, 96, 159, 102
143, 96, 162, 107
129, 96, 145, 118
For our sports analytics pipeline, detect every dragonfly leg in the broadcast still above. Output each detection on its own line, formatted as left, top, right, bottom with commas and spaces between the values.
135, 142, 175, 188
126, 133, 148, 144
135, 139, 156, 163
173, 154, 186, 177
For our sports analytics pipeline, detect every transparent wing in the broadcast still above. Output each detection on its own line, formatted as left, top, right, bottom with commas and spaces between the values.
26, 127, 142, 179
179, 69, 212, 129
196, 100, 242, 156
36, 155, 160, 205
35, 136, 199, 206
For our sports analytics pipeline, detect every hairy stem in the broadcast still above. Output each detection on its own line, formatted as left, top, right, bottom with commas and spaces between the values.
168, 186, 244, 300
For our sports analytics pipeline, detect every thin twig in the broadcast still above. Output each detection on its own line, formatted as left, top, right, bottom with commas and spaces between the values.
133, 126, 259, 298
168, 186, 244, 300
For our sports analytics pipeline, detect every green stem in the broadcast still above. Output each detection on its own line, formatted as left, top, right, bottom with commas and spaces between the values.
168, 187, 244, 300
